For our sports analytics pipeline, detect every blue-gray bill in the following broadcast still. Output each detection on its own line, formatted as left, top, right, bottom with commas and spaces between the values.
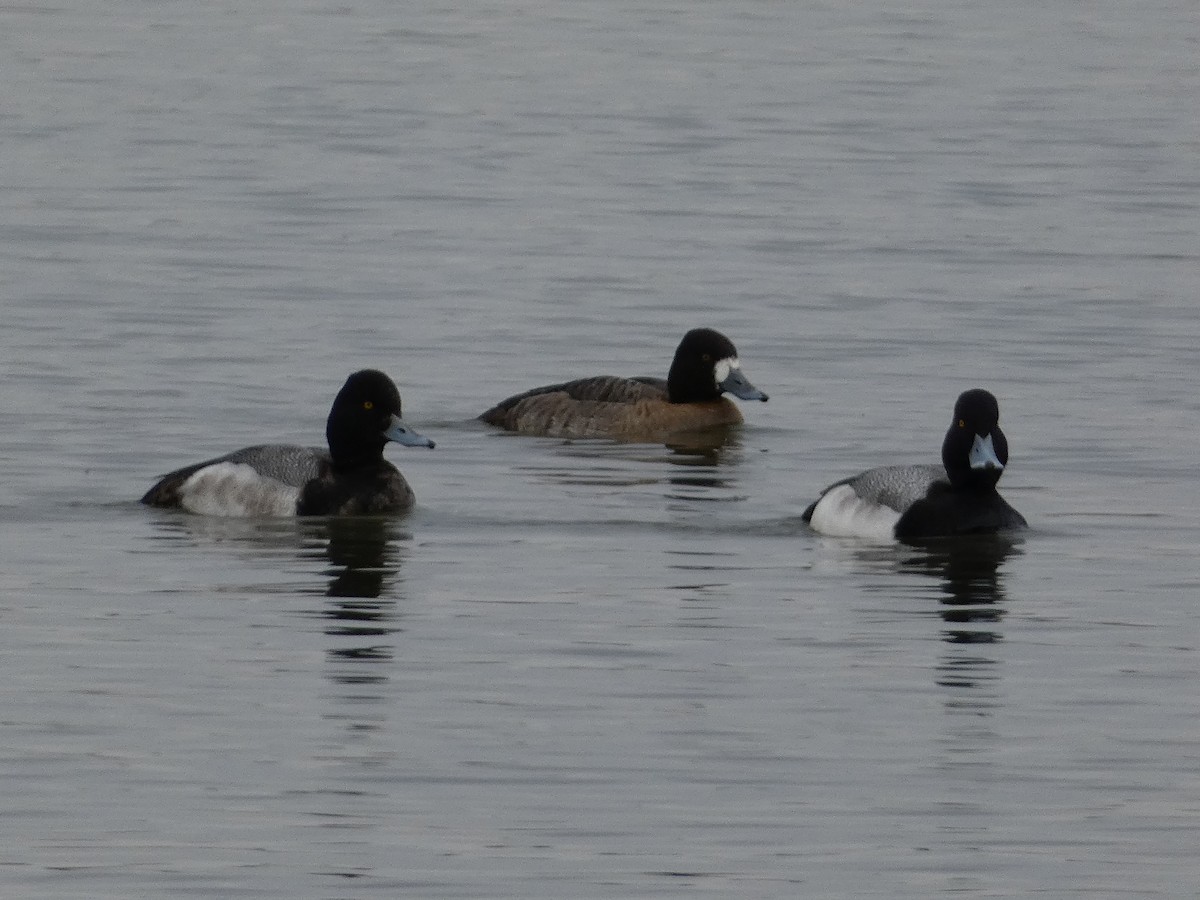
720, 368, 769, 402
384, 414, 436, 448
968, 432, 1002, 470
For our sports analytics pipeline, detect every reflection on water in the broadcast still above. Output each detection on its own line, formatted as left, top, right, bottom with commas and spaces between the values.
316, 517, 408, 686
899, 536, 1023, 641
144, 509, 309, 552
322, 517, 406, 602
901, 536, 1024, 708
306, 518, 409, 871
506, 425, 743, 462
662, 427, 744, 457
145, 511, 410, 687
513, 431, 747, 502
842, 534, 1023, 706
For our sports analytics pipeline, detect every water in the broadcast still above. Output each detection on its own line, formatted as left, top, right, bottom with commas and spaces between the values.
2, 1, 1198, 896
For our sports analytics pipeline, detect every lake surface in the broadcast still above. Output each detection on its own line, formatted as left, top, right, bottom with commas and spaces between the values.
2, 1, 1198, 897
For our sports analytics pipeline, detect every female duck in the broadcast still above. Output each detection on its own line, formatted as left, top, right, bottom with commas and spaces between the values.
479, 328, 768, 440
802, 388, 1027, 541
141, 369, 434, 516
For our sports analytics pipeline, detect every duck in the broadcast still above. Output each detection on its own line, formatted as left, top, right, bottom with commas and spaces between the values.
478, 328, 768, 440
141, 369, 434, 516
802, 388, 1027, 541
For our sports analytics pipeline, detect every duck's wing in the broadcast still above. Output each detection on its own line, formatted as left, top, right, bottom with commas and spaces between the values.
217, 445, 328, 487
141, 444, 327, 507
802, 464, 945, 522
846, 464, 946, 514
479, 376, 668, 431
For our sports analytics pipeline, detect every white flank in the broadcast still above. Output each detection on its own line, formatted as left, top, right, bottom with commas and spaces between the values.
808, 483, 900, 542
179, 462, 300, 517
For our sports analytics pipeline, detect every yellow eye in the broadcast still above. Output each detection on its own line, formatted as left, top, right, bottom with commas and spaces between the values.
958, 419, 965, 428
363, 401, 374, 411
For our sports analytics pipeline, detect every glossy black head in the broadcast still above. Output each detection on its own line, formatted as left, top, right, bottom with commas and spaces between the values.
941, 388, 1009, 490
326, 369, 434, 469
665, 328, 769, 404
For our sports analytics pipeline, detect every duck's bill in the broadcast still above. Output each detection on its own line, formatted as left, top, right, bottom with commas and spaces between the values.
719, 367, 769, 402
384, 414, 436, 448
968, 432, 1003, 470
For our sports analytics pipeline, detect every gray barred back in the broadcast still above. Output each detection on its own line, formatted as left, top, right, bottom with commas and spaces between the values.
848, 464, 946, 514
214, 444, 328, 487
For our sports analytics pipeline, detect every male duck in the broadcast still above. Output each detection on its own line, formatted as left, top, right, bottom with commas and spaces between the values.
802, 388, 1027, 540
141, 369, 434, 516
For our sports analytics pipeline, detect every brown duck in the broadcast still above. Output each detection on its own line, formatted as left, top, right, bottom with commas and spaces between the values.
479, 328, 768, 441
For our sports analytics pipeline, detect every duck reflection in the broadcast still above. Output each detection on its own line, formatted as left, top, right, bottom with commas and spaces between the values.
663, 425, 743, 457
317, 517, 408, 684
899, 535, 1023, 695
522, 429, 743, 497
143, 511, 409, 735
322, 517, 404, 601
664, 433, 741, 495
900, 536, 1020, 631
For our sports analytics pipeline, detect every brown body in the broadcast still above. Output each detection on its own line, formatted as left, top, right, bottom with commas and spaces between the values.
480, 376, 745, 440
479, 329, 768, 442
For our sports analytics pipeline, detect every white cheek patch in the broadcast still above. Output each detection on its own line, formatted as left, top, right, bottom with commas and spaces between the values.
179, 462, 300, 517
714, 356, 740, 384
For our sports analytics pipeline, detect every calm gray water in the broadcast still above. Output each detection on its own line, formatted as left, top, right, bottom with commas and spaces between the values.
2, 1, 1199, 897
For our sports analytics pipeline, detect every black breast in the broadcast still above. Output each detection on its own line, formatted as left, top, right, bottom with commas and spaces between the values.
894, 485, 1027, 539
297, 461, 415, 516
